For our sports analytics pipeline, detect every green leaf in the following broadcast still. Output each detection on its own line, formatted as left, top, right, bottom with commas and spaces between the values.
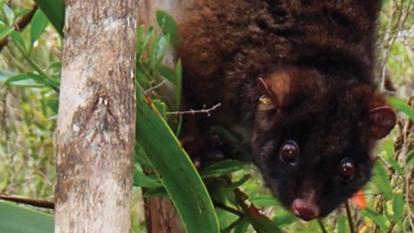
156, 10, 179, 46
46, 98, 59, 113
0, 70, 15, 82
244, 209, 282, 233
10, 31, 27, 51
159, 65, 176, 84
407, 150, 414, 167
249, 196, 279, 207
235, 191, 282, 233
233, 218, 249, 233
201, 160, 247, 178
153, 99, 167, 119
6, 73, 59, 90
336, 215, 347, 233
361, 208, 388, 232
273, 213, 296, 227
372, 161, 393, 200
175, 59, 183, 108
391, 193, 404, 224
0, 70, 43, 88
34, 0, 64, 36
149, 35, 168, 69
0, 26, 14, 40
136, 86, 220, 233
0, 201, 53, 233
143, 187, 168, 198
385, 157, 404, 176
388, 97, 414, 122
133, 165, 162, 189
3, 4, 15, 26
229, 175, 251, 189
31, 9, 49, 43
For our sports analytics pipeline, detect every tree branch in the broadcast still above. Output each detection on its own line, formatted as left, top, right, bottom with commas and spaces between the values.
0, 5, 38, 52
0, 194, 54, 209
166, 103, 222, 117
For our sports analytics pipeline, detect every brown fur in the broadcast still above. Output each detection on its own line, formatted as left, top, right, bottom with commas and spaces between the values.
178, 0, 395, 220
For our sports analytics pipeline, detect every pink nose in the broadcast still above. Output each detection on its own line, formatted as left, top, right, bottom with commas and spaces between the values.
291, 199, 320, 221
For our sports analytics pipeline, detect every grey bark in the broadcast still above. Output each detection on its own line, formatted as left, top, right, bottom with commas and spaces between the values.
55, 1, 137, 233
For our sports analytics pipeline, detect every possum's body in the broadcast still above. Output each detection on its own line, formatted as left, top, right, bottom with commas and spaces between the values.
178, 0, 395, 220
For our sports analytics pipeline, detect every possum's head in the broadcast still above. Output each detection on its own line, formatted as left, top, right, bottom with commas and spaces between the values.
251, 67, 396, 221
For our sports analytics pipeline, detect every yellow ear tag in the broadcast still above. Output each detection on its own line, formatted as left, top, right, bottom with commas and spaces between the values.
258, 95, 275, 111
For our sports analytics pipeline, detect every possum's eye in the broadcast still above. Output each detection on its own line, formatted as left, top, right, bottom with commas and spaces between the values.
279, 140, 300, 165
258, 95, 275, 111
338, 158, 355, 182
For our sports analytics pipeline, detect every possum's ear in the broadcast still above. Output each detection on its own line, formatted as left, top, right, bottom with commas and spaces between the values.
257, 68, 318, 108
369, 106, 396, 139
257, 71, 297, 108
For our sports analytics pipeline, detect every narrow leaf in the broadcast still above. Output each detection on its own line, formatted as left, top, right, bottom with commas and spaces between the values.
388, 97, 414, 121
3, 5, 15, 25
156, 10, 179, 46
158, 65, 176, 84
136, 87, 220, 233
361, 208, 388, 231
0, 201, 53, 233
336, 215, 347, 233
34, 0, 64, 36
31, 9, 49, 43
133, 165, 162, 189
372, 161, 393, 200
201, 160, 247, 179
392, 193, 404, 224
0, 26, 14, 40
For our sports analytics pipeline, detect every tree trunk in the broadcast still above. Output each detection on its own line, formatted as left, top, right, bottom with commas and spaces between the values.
55, 1, 137, 233
138, 1, 193, 233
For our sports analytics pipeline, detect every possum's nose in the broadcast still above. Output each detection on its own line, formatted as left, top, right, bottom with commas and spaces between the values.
291, 198, 320, 221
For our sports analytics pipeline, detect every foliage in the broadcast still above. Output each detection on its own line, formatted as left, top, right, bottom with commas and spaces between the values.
0, 0, 413, 233
0, 201, 53, 233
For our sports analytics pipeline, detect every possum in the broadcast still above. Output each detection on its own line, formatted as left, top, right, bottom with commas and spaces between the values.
178, 0, 396, 221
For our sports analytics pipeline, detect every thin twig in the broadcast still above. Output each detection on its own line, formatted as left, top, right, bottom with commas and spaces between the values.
345, 200, 355, 233
317, 220, 328, 233
0, 5, 38, 52
166, 103, 222, 117
0, 194, 54, 209
144, 80, 167, 95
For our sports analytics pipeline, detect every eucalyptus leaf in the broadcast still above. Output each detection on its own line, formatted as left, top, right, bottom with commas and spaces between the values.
3, 4, 15, 26
10, 31, 26, 51
372, 161, 393, 200
362, 208, 388, 232
156, 10, 179, 46
0, 201, 53, 233
201, 160, 247, 179
407, 150, 414, 167
34, 0, 64, 36
388, 97, 414, 122
336, 215, 347, 233
133, 166, 162, 189
45, 98, 59, 113
159, 65, 176, 84
136, 86, 220, 233
31, 9, 49, 43
0, 26, 14, 40
392, 193, 404, 224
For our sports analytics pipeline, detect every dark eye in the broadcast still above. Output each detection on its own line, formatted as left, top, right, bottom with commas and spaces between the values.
338, 158, 355, 182
279, 140, 300, 165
